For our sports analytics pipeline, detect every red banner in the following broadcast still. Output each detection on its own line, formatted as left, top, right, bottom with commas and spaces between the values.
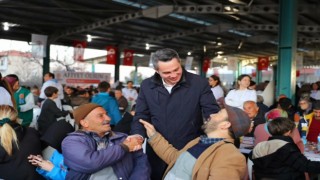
73, 41, 87, 61
202, 58, 210, 73
106, 46, 117, 65
123, 49, 134, 66
257, 57, 269, 70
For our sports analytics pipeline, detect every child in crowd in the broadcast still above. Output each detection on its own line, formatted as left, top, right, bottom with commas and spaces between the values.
37, 86, 71, 135
250, 117, 320, 180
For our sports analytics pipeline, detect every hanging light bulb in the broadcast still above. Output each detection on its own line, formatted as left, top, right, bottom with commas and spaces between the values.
146, 43, 150, 50
87, 34, 92, 42
3, 22, 9, 31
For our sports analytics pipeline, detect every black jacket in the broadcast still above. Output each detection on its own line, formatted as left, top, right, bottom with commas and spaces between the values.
131, 68, 220, 149
249, 136, 320, 180
246, 109, 266, 137
0, 122, 44, 180
131, 68, 220, 180
38, 98, 69, 135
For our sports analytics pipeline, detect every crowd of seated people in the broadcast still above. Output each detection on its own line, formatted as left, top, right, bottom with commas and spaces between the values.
3, 69, 320, 180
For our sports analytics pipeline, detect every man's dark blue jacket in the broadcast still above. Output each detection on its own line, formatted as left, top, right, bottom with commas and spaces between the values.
131, 68, 220, 149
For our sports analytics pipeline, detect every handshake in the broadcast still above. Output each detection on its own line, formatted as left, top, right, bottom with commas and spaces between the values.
121, 119, 158, 152
122, 135, 144, 152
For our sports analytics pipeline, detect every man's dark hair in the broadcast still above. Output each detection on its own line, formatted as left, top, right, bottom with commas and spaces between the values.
98, 81, 110, 92
115, 87, 122, 92
127, 81, 133, 84
77, 90, 87, 96
44, 86, 58, 97
279, 97, 292, 111
46, 72, 55, 79
151, 48, 180, 70
267, 117, 295, 136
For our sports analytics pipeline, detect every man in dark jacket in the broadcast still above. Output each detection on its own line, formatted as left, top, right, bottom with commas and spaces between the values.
62, 103, 150, 180
131, 48, 220, 179
243, 100, 266, 137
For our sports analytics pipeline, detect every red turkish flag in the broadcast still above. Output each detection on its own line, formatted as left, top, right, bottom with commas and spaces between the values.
123, 49, 134, 66
73, 41, 87, 61
257, 57, 269, 70
296, 70, 300, 77
202, 58, 210, 73
106, 46, 117, 65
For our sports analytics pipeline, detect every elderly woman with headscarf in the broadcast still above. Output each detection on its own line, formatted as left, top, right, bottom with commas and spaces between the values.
0, 105, 44, 180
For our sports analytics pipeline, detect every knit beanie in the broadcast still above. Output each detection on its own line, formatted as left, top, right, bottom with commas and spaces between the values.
73, 103, 101, 125
225, 104, 251, 138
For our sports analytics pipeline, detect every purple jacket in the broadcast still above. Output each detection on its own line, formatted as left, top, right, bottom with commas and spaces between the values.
62, 131, 150, 180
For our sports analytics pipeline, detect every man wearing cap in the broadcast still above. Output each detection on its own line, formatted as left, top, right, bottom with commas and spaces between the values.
140, 105, 250, 180
62, 103, 150, 180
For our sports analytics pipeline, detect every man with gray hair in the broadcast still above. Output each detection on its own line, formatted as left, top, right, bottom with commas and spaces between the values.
243, 100, 266, 136
131, 48, 220, 179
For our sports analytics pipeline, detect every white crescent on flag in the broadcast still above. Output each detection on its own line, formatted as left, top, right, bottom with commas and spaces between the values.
125, 52, 132, 58
108, 48, 115, 55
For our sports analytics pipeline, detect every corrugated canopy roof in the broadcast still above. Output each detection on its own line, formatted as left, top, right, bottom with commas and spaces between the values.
1, 0, 320, 66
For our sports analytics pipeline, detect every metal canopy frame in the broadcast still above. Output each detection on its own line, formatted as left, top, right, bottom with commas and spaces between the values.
0, 0, 320, 66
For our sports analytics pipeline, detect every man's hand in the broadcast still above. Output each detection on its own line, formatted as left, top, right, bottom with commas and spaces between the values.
139, 119, 156, 138
122, 135, 144, 152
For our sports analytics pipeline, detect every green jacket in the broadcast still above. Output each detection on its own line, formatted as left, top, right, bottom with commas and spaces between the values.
14, 87, 34, 126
